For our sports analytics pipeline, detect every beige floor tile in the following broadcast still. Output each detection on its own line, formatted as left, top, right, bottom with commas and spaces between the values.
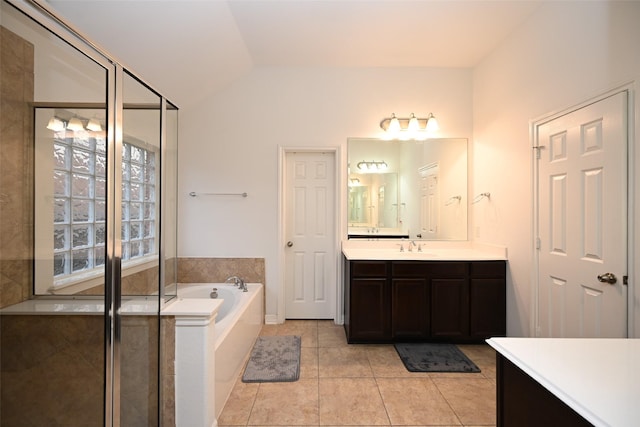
376, 377, 461, 426
319, 378, 390, 425
365, 345, 429, 378
277, 323, 319, 348
317, 319, 339, 328
319, 346, 373, 378
433, 377, 496, 426
248, 379, 319, 426
259, 324, 278, 336
318, 325, 348, 347
300, 346, 319, 379
217, 380, 260, 426
457, 344, 497, 380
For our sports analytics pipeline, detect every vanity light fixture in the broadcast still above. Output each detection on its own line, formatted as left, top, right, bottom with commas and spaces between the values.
379, 112, 439, 139
357, 160, 388, 172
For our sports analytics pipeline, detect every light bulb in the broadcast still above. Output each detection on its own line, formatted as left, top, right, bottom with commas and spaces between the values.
67, 117, 84, 131
387, 114, 401, 134
46, 117, 65, 131
425, 113, 439, 132
86, 118, 102, 132
407, 113, 420, 132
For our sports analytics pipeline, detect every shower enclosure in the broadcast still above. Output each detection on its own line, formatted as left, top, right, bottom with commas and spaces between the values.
0, 0, 178, 425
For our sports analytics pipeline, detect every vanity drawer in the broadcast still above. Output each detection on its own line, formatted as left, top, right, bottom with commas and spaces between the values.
469, 261, 506, 278
392, 261, 467, 278
351, 260, 388, 278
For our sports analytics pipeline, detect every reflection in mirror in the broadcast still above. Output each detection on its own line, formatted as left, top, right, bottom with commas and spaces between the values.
348, 138, 467, 240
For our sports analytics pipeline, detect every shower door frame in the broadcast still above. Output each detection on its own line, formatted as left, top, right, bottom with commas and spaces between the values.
5, 1, 174, 425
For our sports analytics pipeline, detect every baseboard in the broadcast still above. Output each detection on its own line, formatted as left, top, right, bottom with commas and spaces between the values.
265, 314, 279, 324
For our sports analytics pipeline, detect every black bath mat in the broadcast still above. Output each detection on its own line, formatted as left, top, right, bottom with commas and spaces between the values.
242, 335, 301, 382
394, 343, 480, 373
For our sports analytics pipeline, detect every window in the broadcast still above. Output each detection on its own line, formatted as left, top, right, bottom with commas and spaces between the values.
52, 132, 157, 281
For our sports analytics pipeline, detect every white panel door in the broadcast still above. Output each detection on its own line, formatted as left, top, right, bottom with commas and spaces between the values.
537, 92, 628, 338
285, 151, 336, 319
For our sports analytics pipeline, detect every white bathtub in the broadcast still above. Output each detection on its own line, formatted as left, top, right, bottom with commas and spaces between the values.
175, 282, 263, 421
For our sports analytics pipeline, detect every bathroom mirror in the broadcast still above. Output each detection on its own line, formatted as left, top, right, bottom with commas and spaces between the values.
348, 137, 467, 240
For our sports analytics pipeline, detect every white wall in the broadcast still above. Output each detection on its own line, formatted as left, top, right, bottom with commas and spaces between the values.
179, 67, 473, 318
473, 1, 640, 337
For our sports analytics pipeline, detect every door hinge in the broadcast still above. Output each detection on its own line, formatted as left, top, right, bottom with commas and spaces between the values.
623, 275, 628, 285
535, 237, 541, 250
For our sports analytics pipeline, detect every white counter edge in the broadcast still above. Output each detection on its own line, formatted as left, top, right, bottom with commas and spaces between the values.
487, 338, 609, 427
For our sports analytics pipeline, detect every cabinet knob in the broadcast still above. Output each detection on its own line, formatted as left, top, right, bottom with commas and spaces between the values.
287, 241, 293, 247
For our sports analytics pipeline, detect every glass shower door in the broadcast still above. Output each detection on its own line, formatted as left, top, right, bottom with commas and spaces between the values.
0, 1, 111, 425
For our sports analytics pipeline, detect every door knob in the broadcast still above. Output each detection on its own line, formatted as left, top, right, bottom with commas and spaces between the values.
597, 272, 617, 284
287, 241, 293, 247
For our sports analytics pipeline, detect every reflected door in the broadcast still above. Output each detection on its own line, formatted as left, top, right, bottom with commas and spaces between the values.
419, 164, 439, 239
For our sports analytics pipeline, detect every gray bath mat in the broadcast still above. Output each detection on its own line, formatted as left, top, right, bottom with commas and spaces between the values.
242, 335, 301, 383
394, 343, 480, 373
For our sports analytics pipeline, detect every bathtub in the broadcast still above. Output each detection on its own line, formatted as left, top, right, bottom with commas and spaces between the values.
175, 282, 263, 422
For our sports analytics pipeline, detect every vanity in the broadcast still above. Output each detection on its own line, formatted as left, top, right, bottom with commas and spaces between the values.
488, 337, 640, 426
345, 136, 506, 344
342, 241, 507, 344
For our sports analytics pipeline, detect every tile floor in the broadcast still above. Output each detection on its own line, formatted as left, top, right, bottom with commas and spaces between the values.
218, 320, 497, 426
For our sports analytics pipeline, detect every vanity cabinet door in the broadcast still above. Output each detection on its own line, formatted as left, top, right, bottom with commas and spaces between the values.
469, 261, 507, 339
346, 260, 391, 342
392, 278, 429, 339
349, 278, 391, 341
430, 278, 469, 339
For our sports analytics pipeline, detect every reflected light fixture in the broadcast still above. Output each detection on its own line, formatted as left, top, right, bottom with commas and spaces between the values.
46, 117, 65, 132
66, 117, 84, 131
357, 160, 388, 172
86, 118, 103, 132
379, 112, 439, 139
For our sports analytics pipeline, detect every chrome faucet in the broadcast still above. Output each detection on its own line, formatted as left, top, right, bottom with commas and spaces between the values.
408, 240, 417, 252
225, 275, 248, 292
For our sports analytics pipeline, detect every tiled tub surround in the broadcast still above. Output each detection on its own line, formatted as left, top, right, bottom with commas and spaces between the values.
177, 257, 265, 285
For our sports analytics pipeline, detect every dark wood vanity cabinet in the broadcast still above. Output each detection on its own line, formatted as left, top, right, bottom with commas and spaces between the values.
344, 260, 392, 340
344, 258, 506, 343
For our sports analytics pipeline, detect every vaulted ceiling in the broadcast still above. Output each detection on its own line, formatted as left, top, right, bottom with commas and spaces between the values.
47, 0, 542, 106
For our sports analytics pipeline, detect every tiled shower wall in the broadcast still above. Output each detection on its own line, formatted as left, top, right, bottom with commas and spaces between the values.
0, 26, 34, 309
0, 314, 169, 427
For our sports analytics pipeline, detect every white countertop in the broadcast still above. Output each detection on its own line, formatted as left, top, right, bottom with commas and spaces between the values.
342, 240, 507, 261
487, 337, 640, 427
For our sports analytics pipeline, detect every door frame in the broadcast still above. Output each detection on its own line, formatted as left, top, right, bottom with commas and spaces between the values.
277, 146, 344, 324
530, 82, 636, 338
